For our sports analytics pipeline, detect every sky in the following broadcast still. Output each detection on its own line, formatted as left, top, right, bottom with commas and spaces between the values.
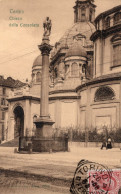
0, 0, 121, 82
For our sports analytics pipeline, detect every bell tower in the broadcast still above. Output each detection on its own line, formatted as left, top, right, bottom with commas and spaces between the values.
73, 0, 96, 23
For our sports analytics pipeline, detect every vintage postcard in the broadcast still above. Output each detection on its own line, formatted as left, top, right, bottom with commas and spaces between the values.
0, 0, 121, 193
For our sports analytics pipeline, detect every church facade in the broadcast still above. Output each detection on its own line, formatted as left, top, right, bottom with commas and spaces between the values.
1, 0, 121, 144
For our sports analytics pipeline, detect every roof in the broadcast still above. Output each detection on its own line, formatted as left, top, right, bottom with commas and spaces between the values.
65, 41, 87, 58
95, 5, 121, 23
33, 55, 42, 68
0, 76, 26, 88
75, 0, 96, 6
76, 72, 121, 92
52, 22, 95, 58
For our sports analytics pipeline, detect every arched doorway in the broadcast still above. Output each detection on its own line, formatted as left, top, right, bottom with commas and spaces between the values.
13, 106, 24, 149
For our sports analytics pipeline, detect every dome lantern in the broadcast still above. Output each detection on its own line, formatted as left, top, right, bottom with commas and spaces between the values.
73, 0, 96, 23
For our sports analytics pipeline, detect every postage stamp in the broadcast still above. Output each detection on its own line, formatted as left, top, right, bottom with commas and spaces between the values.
70, 160, 121, 194
88, 169, 121, 194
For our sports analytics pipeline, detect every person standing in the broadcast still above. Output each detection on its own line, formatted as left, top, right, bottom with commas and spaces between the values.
107, 137, 112, 149
101, 138, 107, 150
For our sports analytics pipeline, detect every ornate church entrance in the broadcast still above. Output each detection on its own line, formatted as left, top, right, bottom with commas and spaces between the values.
13, 106, 24, 149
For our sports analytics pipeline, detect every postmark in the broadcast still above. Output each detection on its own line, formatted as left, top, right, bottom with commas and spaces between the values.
70, 160, 112, 194
89, 169, 121, 194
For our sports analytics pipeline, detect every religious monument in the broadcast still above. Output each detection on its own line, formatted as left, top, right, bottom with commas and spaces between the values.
32, 17, 68, 152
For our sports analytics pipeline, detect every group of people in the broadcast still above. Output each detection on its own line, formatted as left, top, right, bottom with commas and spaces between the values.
101, 137, 112, 150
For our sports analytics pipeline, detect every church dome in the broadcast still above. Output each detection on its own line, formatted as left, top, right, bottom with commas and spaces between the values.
65, 40, 87, 58
32, 55, 42, 68
55, 22, 95, 52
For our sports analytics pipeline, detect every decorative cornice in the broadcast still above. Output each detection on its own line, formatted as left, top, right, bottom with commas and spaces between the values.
49, 89, 76, 95
49, 96, 80, 101
7, 96, 40, 102
90, 24, 121, 41
7, 94, 80, 103
38, 43, 53, 56
95, 5, 121, 23
76, 73, 121, 92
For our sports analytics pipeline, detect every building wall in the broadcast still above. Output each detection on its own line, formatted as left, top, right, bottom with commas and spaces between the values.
7, 99, 40, 140
0, 86, 11, 142
93, 7, 121, 78
49, 99, 78, 128
79, 81, 121, 130
31, 100, 40, 135
60, 100, 77, 128
30, 84, 41, 97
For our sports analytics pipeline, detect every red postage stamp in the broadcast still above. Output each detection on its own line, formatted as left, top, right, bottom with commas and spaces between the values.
89, 169, 121, 193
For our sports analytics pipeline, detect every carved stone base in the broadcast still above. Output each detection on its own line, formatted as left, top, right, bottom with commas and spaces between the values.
34, 116, 54, 138
32, 116, 68, 152
32, 137, 68, 152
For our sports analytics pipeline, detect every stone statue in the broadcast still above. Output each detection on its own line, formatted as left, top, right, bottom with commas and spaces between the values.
43, 17, 52, 37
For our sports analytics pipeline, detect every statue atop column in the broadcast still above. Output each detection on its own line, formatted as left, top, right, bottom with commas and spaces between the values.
43, 17, 52, 37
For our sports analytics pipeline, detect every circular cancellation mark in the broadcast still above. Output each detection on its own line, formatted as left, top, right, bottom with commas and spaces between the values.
70, 160, 112, 194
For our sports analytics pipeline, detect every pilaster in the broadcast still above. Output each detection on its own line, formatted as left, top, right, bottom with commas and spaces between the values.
24, 99, 31, 136
119, 81, 121, 128
85, 86, 91, 146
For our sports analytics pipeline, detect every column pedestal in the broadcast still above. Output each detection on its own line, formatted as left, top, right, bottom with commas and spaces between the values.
35, 116, 54, 138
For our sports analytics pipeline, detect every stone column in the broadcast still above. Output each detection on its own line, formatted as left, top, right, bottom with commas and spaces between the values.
33, 18, 55, 152
34, 36, 54, 138
39, 40, 52, 117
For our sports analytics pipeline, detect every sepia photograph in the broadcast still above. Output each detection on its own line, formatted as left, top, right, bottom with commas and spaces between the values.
0, 0, 121, 193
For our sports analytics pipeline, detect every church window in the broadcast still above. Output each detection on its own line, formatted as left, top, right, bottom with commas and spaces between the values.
111, 34, 121, 67
36, 72, 41, 82
65, 64, 69, 74
94, 87, 115, 102
114, 12, 121, 25
71, 63, 79, 77
105, 17, 110, 28
54, 68, 58, 78
2, 124, 4, 141
2, 112, 5, 120
32, 73, 35, 81
113, 44, 121, 66
1, 98, 5, 105
82, 64, 86, 73
81, 7, 86, 22
3, 88, 6, 95
97, 22, 99, 30
89, 9, 92, 22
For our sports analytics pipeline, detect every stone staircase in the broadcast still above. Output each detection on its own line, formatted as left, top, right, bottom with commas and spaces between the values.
0, 138, 19, 147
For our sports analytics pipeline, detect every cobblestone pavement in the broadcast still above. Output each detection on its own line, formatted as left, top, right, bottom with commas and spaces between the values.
0, 172, 70, 194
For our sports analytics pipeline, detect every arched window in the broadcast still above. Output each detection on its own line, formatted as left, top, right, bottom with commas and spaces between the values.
54, 68, 58, 78
65, 64, 69, 74
89, 9, 93, 22
114, 12, 121, 25
32, 73, 35, 81
94, 87, 115, 102
36, 72, 41, 82
113, 44, 121, 66
105, 17, 110, 28
81, 7, 86, 22
111, 34, 121, 67
71, 62, 79, 77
